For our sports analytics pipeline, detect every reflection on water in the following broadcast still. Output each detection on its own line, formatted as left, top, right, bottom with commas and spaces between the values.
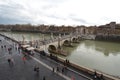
62, 40, 120, 77
83, 40, 120, 56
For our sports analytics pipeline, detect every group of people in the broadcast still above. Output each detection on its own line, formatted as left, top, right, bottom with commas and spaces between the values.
33, 64, 66, 80
0, 37, 24, 66
1, 42, 21, 54
0, 38, 13, 64
63, 59, 70, 66
1, 36, 46, 80
1, 45, 13, 54
52, 65, 66, 74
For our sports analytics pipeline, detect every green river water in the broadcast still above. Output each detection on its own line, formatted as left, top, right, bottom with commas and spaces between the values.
61, 40, 120, 77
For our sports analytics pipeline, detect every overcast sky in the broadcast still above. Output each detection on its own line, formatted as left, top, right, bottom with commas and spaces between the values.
0, 0, 120, 26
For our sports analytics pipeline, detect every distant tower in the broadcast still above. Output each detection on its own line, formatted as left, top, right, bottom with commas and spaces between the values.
110, 22, 116, 30
109, 22, 116, 35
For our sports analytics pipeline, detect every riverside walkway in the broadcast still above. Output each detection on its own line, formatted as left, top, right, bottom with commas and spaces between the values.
0, 33, 119, 80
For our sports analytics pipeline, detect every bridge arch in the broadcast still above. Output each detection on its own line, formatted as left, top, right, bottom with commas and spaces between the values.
48, 45, 56, 51
72, 38, 76, 41
63, 40, 69, 44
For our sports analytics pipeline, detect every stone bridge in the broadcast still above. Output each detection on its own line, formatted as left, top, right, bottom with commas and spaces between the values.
36, 34, 82, 53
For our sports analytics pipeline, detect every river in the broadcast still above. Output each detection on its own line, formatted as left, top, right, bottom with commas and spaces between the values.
0, 31, 54, 41
61, 40, 120, 77
0, 31, 120, 77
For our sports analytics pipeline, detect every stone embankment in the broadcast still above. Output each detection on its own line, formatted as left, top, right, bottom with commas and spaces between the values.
95, 35, 120, 42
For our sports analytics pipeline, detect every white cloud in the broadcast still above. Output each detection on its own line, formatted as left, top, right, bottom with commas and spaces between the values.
0, 0, 120, 26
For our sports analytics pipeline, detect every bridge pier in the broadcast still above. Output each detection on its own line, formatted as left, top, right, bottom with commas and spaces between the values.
57, 45, 61, 49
